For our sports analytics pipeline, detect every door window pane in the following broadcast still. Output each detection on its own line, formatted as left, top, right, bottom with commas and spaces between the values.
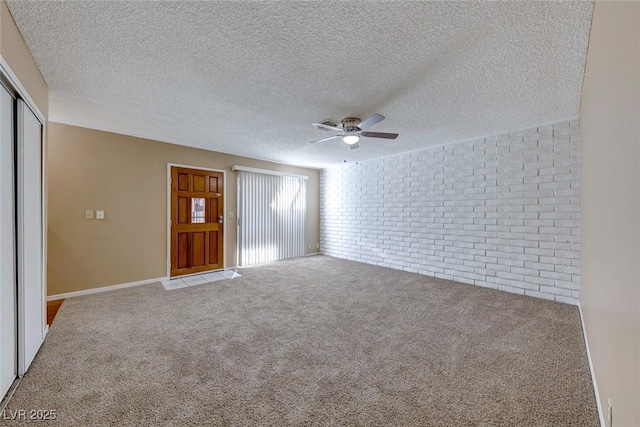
191, 198, 205, 223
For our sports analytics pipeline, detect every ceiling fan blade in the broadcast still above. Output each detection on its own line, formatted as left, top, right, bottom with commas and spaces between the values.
357, 113, 385, 130
349, 142, 360, 150
312, 122, 343, 132
361, 131, 399, 139
309, 135, 342, 144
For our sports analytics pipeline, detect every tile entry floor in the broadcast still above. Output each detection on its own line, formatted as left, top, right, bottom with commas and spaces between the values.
161, 270, 241, 290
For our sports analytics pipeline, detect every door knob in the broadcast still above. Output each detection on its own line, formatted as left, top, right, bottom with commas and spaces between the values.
218, 215, 224, 224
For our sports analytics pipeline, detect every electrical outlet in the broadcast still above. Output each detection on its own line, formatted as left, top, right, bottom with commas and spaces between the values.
308, 244, 311, 249
85, 210, 94, 219
607, 399, 613, 426
316, 243, 319, 249
96, 210, 104, 220
228, 211, 234, 218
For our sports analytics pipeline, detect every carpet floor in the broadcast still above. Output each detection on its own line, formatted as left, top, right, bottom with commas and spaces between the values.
3, 255, 598, 426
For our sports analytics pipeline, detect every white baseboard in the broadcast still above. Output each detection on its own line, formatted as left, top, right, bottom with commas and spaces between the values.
47, 277, 166, 301
306, 252, 321, 257
578, 303, 605, 427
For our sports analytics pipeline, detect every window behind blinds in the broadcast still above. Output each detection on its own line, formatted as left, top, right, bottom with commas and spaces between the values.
237, 171, 306, 266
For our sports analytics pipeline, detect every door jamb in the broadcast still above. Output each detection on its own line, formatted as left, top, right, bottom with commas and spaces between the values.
166, 163, 227, 278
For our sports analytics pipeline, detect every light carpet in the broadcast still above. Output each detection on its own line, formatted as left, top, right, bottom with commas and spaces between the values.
3, 255, 598, 426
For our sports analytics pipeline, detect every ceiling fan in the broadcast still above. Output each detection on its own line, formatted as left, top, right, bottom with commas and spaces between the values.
310, 113, 398, 150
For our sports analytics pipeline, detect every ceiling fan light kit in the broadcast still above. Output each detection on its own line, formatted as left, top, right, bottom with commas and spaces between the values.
342, 135, 360, 145
310, 113, 399, 149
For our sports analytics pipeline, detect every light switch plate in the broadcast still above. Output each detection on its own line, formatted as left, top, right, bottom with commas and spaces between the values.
96, 210, 104, 220
228, 211, 234, 218
85, 210, 94, 219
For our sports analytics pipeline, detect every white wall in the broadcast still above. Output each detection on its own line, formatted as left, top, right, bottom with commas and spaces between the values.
580, 2, 640, 426
320, 120, 580, 304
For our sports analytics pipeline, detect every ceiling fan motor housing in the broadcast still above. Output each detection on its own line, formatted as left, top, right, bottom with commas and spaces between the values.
342, 117, 361, 133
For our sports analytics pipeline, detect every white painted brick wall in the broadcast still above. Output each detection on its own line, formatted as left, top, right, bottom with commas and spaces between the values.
319, 119, 581, 305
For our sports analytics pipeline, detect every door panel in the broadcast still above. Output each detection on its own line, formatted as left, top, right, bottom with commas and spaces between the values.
193, 174, 206, 192
209, 176, 220, 193
177, 233, 189, 269
0, 85, 16, 399
209, 231, 219, 264
210, 199, 219, 222
171, 167, 224, 276
192, 232, 206, 266
177, 173, 188, 191
178, 197, 188, 224
17, 99, 44, 375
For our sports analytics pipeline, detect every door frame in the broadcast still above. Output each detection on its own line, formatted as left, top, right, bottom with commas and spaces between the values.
166, 163, 227, 278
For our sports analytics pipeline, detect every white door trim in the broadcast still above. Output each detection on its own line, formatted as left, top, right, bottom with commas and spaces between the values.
166, 163, 227, 278
0, 57, 46, 125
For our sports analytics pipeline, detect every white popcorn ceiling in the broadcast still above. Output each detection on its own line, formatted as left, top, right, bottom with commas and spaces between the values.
7, 1, 593, 168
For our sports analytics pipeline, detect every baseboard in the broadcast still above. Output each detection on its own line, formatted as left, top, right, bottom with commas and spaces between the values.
578, 303, 605, 427
47, 277, 166, 301
306, 252, 321, 256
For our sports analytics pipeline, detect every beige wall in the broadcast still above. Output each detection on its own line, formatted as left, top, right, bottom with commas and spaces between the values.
0, 1, 49, 301
580, 2, 640, 426
0, 1, 48, 117
47, 123, 319, 296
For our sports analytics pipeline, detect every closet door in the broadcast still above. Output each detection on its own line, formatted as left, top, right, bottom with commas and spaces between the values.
17, 99, 44, 375
0, 86, 16, 397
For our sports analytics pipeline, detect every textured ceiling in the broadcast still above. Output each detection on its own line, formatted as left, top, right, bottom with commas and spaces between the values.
8, 1, 593, 169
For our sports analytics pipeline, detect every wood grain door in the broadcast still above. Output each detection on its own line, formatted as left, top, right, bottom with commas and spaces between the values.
171, 167, 224, 277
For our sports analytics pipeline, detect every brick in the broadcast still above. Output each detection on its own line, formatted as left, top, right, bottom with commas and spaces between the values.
523, 276, 555, 287
524, 248, 555, 258
540, 271, 573, 282
510, 267, 539, 277
486, 263, 511, 273
510, 280, 540, 291
498, 271, 524, 281
555, 280, 580, 291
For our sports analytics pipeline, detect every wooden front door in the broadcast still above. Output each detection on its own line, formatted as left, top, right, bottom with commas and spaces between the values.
170, 166, 224, 277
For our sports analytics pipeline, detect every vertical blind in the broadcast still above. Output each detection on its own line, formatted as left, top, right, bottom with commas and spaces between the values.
238, 171, 307, 266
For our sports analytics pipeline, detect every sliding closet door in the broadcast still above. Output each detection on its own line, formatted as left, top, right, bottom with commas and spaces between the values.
0, 86, 16, 398
17, 99, 44, 375
238, 171, 306, 266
